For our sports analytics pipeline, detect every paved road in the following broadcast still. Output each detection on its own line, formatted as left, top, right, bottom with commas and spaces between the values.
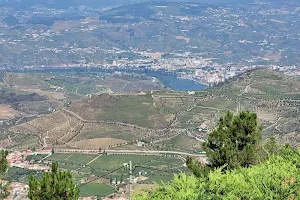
54, 148, 206, 157
263, 117, 281, 131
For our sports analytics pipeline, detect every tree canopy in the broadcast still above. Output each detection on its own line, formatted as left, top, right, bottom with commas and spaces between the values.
203, 111, 262, 170
28, 162, 80, 200
0, 150, 8, 174
0, 150, 9, 198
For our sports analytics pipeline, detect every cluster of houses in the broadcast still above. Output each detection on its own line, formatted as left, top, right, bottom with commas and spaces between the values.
4, 181, 29, 200
7, 149, 51, 171
1, 149, 53, 199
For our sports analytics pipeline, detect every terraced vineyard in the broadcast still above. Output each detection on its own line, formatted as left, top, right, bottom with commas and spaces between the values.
208, 69, 300, 147
1, 69, 299, 152
1, 68, 299, 199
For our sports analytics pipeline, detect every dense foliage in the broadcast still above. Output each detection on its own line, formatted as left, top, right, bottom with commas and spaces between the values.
0, 150, 9, 198
0, 89, 47, 104
203, 111, 262, 170
28, 163, 80, 200
134, 146, 300, 200
0, 150, 8, 174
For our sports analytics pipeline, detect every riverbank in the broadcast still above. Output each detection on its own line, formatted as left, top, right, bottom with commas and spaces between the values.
3, 67, 207, 91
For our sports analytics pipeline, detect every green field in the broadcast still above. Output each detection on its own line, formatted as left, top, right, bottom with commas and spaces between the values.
44, 153, 186, 186
6, 167, 43, 184
74, 123, 149, 142
46, 153, 98, 166
79, 184, 115, 197
26, 154, 48, 162
89, 155, 161, 171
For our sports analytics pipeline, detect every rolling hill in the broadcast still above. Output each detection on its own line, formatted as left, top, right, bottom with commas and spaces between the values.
0, 68, 299, 151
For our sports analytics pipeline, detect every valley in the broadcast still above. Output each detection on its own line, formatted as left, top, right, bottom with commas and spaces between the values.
1, 68, 299, 198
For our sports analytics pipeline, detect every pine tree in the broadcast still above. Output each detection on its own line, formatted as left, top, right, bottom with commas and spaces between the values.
0, 150, 8, 173
0, 150, 9, 198
203, 111, 262, 170
186, 156, 211, 178
28, 162, 80, 200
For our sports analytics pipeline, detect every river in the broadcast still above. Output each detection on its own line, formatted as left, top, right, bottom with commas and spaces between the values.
4, 67, 207, 91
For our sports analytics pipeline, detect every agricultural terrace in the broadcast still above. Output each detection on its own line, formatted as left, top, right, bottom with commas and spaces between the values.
2, 69, 300, 152
208, 69, 300, 147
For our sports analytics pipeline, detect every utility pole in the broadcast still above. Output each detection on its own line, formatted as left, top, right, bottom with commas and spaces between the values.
129, 161, 132, 200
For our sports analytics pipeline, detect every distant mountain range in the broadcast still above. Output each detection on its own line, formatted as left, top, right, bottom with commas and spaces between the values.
0, 0, 291, 9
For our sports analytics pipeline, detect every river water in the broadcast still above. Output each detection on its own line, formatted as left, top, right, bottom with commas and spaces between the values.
5, 67, 206, 91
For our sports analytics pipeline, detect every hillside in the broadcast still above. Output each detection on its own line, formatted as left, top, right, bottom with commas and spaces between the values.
0, 68, 299, 151
209, 69, 300, 147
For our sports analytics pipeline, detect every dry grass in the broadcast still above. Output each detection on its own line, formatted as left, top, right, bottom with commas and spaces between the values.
9, 111, 72, 138
0, 104, 20, 118
264, 52, 282, 62
69, 138, 128, 150
256, 111, 278, 122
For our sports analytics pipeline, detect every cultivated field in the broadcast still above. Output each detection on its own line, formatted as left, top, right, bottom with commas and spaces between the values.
72, 123, 150, 142
79, 184, 115, 197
